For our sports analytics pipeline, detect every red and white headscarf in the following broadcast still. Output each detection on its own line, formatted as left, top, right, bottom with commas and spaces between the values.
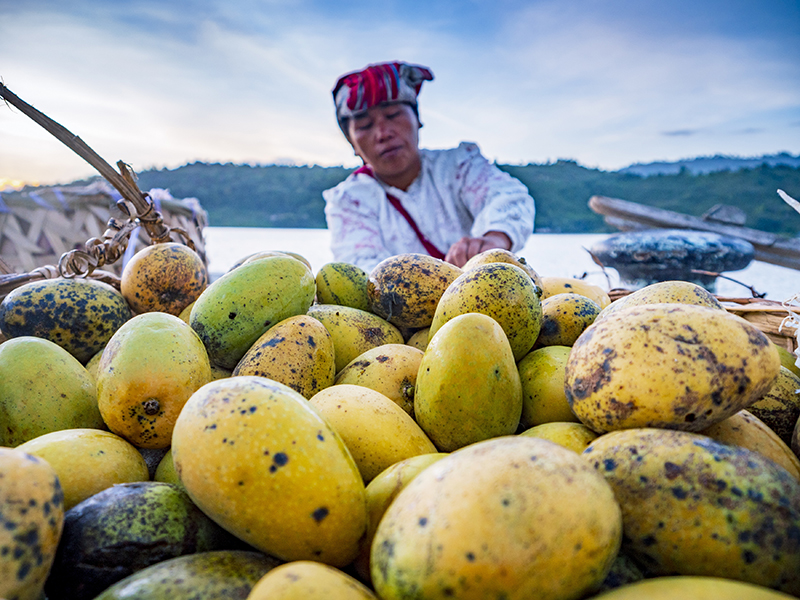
332, 61, 434, 133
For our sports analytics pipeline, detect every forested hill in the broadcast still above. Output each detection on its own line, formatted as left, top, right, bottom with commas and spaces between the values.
131, 160, 800, 235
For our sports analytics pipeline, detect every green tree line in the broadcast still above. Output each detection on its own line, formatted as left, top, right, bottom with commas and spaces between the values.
134, 161, 800, 235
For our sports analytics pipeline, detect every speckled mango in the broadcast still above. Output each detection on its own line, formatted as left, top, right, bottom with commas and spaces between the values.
539, 276, 611, 309
316, 261, 371, 311
92, 550, 281, 600
535, 292, 600, 347
371, 436, 622, 600
415, 313, 522, 451
746, 366, 800, 447
593, 576, 798, 600
97, 312, 212, 449
171, 376, 367, 567
45, 481, 243, 600
518, 345, 578, 428
0, 277, 132, 364
353, 452, 447, 582
519, 421, 599, 454
699, 409, 800, 480
429, 262, 543, 361
334, 343, 423, 415
233, 315, 335, 399
247, 560, 378, 599
597, 279, 723, 321
367, 253, 462, 329
16, 428, 149, 510
462, 247, 543, 289
120, 242, 208, 315
307, 304, 404, 373
583, 428, 800, 595
406, 327, 430, 352
309, 384, 437, 483
0, 336, 104, 446
566, 303, 780, 433
190, 255, 316, 369
0, 447, 64, 600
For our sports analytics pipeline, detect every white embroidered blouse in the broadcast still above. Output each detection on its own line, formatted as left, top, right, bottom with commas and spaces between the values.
322, 142, 536, 273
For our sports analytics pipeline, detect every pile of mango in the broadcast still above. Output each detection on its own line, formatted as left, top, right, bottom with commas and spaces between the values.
1, 241, 800, 600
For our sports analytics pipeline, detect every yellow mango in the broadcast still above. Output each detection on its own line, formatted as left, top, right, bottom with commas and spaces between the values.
518, 345, 578, 428
372, 436, 622, 600
584, 428, 800, 595
747, 366, 800, 446
307, 304, 403, 373
406, 327, 430, 352
415, 312, 522, 452
566, 303, 780, 433
462, 247, 543, 289
309, 384, 437, 482
429, 263, 543, 361
171, 377, 367, 567
97, 312, 212, 449
334, 343, 423, 415
315, 262, 371, 311
0, 336, 104, 446
520, 421, 599, 454
247, 560, 378, 599
535, 293, 600, 347
597, 280, 723, 321
17, 429, 149, 510
233, 315, 335, 399
540, 276, 611, 309
367, 253, 462, 329
593, 576, 797, 600
154, 448, 184, 491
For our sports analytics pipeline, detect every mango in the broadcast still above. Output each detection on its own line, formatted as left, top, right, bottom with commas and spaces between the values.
233, 315, 335, 399
593, 576, 798, 600
45, 481, 243, 600
247, 561, 378, 599
97, 312, 212, 449
415, 312, 522, 451
171, 376, 367, 567
429, 262, 542, 361
307, 304, 404, 373
747, 366, 800, 446
519, 421, 599, 454
353, 452, 447, 582
334, 343, 423, 415
371, 436, 622, 600
597, 279, 723, 321
566, 303, 780, 433
594, 551, 644, 593
120, 242, 208, 315
700, 409, 800, 480
190, 255, 316, 369
309, 384, 437, 482
0, 448, 64, 600
518, 345, 578, 428
0, 277, 132, 364
92, 550, 281, 600
17, 429, 149, 510
535, 292, 600, 347
583, 428, 800, 594
406, 327, 430, 352
777, 344, 800, 378
316, 261, 371, 311
154, 448, 183, 490
540, 276, 611, 309
367, 253, 462, 329
0, 336, 104, 446
462, 247, 543, 289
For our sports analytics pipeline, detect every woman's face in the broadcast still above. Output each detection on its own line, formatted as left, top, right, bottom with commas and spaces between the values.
348, 102, 421, 190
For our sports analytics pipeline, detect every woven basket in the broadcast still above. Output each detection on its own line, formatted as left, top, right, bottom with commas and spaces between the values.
0, 180, 208, 276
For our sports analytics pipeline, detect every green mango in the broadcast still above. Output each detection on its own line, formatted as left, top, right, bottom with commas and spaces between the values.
45, 482, 248, 600
190, 256, 316, 369
0, 336, 104, 446
315, 261, 371, 311
91, 550, 281, 600
0, 277, 132, 364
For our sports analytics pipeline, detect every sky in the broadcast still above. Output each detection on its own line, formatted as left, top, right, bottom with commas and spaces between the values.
1, 0, 799, 188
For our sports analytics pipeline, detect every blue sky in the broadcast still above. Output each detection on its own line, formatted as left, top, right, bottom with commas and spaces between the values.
1, 0, 799, 186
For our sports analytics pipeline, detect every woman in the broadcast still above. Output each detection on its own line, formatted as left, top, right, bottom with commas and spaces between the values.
323, 61, 535, 272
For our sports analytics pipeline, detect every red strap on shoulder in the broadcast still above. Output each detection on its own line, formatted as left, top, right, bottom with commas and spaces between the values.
354, 165, 446, 260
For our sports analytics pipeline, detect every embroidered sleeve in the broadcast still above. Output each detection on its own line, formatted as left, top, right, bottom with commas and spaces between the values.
323, 177, 390, 273
454, 142, 535, 251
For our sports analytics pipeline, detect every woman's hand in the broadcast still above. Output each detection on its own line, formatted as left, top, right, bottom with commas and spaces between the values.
445, 231, 512, 267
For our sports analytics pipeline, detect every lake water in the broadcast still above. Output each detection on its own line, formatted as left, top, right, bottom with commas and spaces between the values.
205, 227, 799, 302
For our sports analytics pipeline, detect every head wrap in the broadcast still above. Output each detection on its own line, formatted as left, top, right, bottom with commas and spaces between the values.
333, 61, 434, 134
